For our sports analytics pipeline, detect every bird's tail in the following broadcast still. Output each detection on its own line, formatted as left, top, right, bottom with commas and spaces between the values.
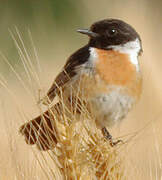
19, 103, 62, 151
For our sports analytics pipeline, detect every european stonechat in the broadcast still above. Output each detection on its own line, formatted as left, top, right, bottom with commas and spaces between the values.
20, 19, 142, 150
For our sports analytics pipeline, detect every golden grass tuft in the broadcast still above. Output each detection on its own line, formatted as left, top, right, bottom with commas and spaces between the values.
55, 120, 124, 179
19, 93, 126, 179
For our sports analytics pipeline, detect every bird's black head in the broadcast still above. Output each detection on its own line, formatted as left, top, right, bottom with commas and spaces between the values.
77, 19, 142, 53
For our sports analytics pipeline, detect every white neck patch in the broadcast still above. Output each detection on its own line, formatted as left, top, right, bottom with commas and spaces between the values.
88, 38, 141, 72
108, 38, 141, 71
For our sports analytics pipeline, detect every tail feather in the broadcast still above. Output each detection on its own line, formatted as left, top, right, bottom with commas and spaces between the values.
19, 103, 61, 151
19, 98, 83, 151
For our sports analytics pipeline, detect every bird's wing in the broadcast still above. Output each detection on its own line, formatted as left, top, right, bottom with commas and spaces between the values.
46, 45, 90, 102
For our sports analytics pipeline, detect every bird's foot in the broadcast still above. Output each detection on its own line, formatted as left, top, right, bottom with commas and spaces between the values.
109, 139, 123, 147
101, 127, 123, 147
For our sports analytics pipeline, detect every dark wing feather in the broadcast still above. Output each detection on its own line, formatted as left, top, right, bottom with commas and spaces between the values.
47, 45, 90, 102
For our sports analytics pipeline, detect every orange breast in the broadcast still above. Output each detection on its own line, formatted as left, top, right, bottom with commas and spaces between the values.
95, 49, 142, 99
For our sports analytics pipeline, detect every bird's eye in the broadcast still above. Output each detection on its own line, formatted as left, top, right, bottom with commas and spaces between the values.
108, 29, 117, 36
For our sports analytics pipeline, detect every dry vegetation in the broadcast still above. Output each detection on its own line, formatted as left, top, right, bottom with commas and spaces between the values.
19, 87, 128, 179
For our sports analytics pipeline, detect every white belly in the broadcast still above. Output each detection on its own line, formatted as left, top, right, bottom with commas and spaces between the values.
90, 87, 135, 128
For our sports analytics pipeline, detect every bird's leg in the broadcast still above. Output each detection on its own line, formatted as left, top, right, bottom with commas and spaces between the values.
101, 127, 123, 147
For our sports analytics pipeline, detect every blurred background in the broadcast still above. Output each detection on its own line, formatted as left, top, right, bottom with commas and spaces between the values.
0, 0, 162, 179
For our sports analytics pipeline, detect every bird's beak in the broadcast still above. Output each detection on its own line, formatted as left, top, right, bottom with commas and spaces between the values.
77, 29, 99, 38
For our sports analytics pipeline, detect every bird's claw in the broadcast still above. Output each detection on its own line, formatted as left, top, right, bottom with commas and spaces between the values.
109, 139, 124, 147
101, 127, 124, 147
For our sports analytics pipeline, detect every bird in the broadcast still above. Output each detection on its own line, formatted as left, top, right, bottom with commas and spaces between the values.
20, 18, 143, 150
